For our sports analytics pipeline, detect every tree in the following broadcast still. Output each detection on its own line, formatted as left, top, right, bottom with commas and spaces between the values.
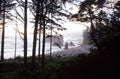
14, 11, 18, 59
0, 0, 2, 15
24, 0, 28, 68
31, 0, 71, 69
41, 0, 70, 70
71, 0, 107, 50
38, 17, 42, 60
47, 0, 68, 59
110, 1, 120, 36
0, 0, 16, 62
32, 0, 40, 68
0, 0, 5, 62
72, 0, 120, 55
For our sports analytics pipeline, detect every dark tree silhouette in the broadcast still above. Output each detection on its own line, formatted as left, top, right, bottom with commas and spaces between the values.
71, 0, 107, 51
31, 0, 71, 70
38, 17, 42, 60
0, 0, 5, 62
32, 0, 40, 68
24, 0, 28, 68
0, 0, 16, 62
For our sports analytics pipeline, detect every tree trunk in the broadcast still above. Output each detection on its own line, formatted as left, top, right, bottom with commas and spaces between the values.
38, 22, 42, 60
42, 18, 46, 70
1, 0, 5, 62
50, 25, 52, 59
50, 13, 53, 59
24, 0, 28, 68
41, 1, 46, 70
32, 0, 40, 68
88, 7, 100, 51
0, 0, 1, 15
88, 8, 97, 45
14, 15, 17, 59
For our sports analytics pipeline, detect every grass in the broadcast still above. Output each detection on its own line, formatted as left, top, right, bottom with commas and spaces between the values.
0, 55, 83, 79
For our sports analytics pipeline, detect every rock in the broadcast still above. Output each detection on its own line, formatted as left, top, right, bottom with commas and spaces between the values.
64, 42, 69, 49
69, 42, 75, 46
